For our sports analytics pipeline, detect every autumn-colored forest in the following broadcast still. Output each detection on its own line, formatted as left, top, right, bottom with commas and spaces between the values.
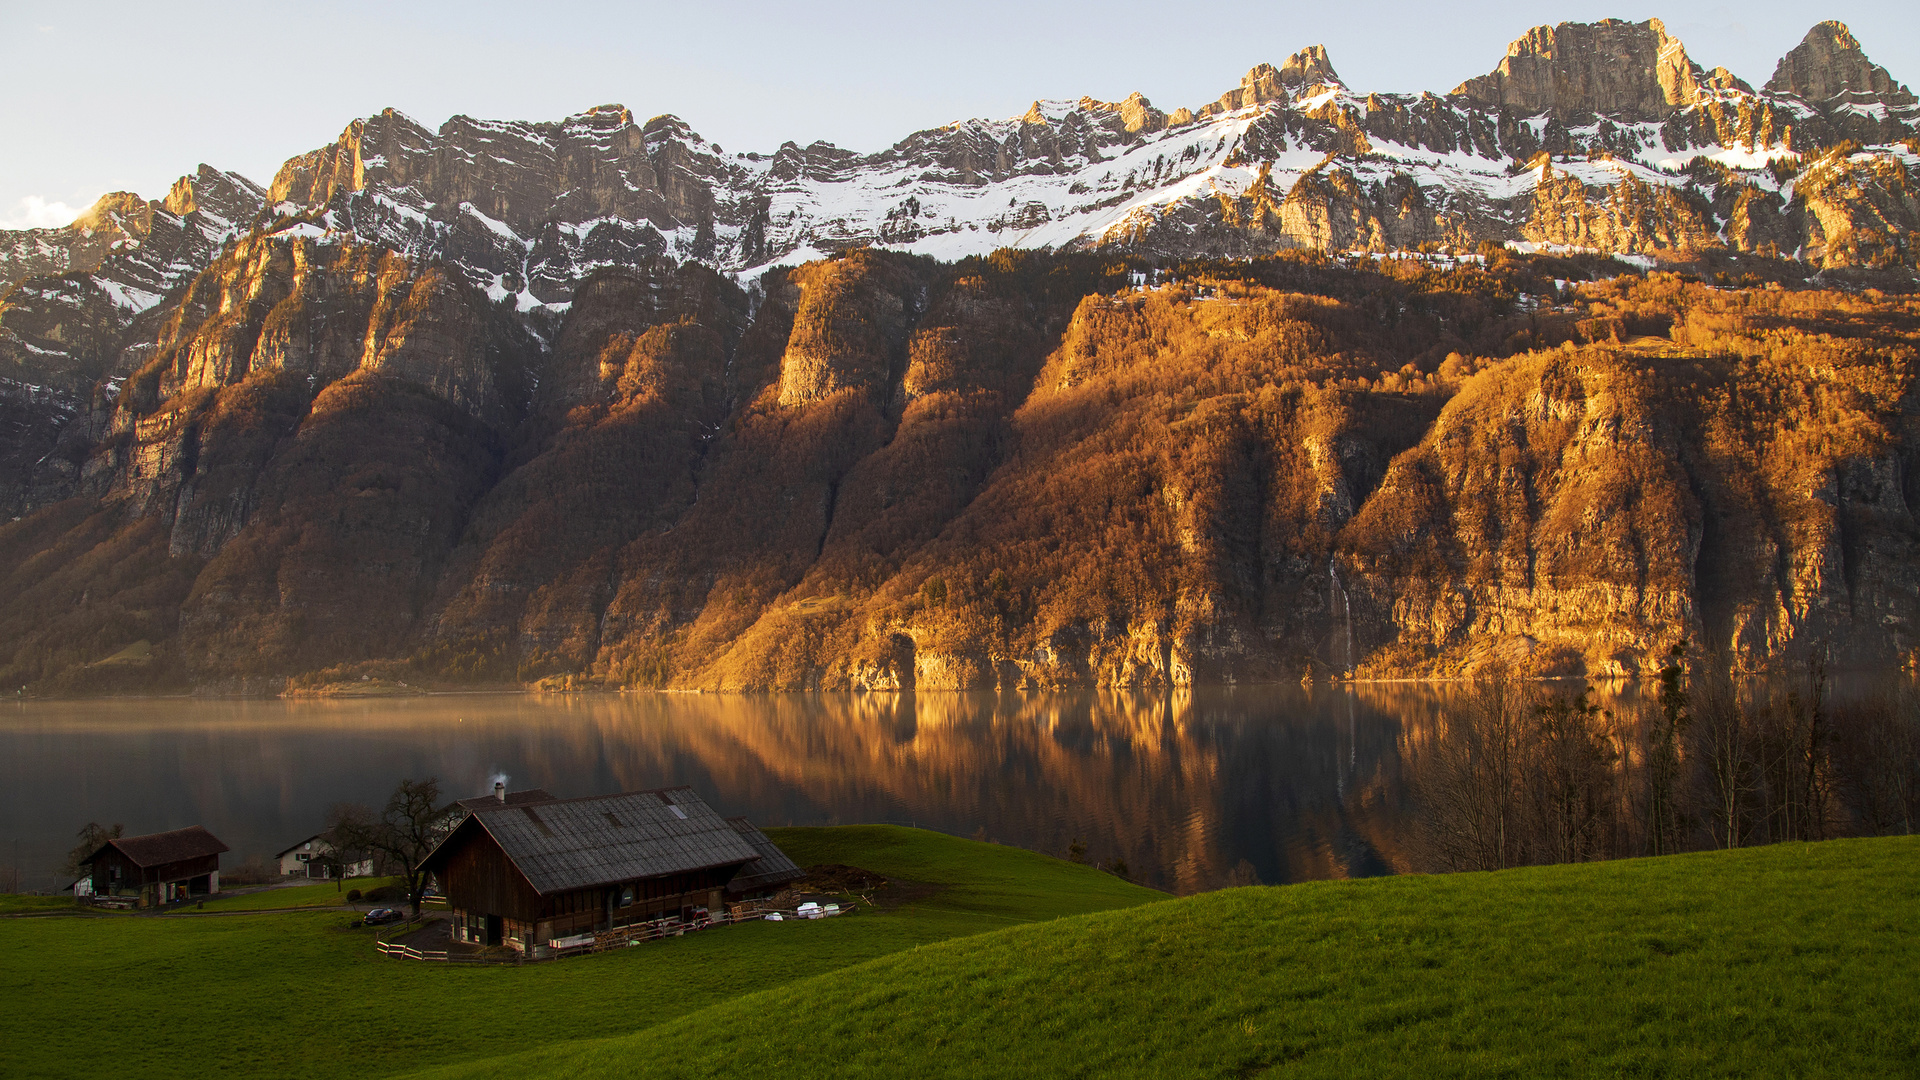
1, 238, 1917, 695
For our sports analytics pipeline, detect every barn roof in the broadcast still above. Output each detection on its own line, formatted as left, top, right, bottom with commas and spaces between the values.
724, 817, 806, 895
94, 826, 229, 868
426, 787, 760, 896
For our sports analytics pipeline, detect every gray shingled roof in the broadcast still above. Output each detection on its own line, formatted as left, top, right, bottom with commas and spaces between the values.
724, 818, 806, 895
462, 787, 759, 895
93, 826, 229, 868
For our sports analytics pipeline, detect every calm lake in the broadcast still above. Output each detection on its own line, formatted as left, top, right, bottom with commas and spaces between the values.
2, 685, 1537, 893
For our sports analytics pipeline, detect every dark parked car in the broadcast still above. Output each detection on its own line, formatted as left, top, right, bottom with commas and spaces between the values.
363, 907, 403, 925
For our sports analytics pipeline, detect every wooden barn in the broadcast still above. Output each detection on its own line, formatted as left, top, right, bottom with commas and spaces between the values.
723, 816, 808, 902
417, 787, 802, 953
86, 826, 228, 908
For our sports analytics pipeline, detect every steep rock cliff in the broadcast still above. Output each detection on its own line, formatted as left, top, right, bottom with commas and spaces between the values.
5, 248, 1918, 692
1453, 18, 1743, 120
1766, 22, 1916, 107
1343, 286, 1920, 676
6, 15, 1920, 692
0, 231, 537, 686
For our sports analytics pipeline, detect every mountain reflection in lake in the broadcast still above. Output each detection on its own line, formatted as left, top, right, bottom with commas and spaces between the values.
1, 687, 1475, 893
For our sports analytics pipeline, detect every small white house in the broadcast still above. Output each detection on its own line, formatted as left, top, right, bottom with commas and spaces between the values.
275, 834, 373, 879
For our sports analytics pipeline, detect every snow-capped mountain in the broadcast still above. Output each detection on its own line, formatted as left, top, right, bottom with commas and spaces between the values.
2, 17, 1916, 400
244, 18, 1915, 309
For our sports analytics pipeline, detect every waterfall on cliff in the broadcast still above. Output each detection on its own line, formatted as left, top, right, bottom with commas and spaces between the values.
1329, 558, 1355, 675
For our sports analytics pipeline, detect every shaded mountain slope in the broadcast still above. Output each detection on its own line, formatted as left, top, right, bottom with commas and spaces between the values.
6, 238, 1916, 693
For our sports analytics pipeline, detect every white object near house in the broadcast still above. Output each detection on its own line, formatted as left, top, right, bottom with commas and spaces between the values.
275, 834, 373, 878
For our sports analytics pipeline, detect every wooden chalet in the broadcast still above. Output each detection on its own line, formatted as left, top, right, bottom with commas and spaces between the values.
86, 826, 228, 908
418, 787, 803, 953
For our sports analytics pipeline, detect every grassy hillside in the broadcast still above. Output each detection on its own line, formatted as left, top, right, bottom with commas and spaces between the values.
191, 876, 403, 911
0, 893, 79, 914
0, 827, 1154, 1080
411, 836, 1920, 1080
6, 830, 1912, 1079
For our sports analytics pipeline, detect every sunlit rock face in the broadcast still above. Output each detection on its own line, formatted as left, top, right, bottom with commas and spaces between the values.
3, 14, 1916, 429
4, 19, 1920, 693
1456, 18, 1718, 119
1766, 22, 1917, 108
15, 235, 1919, 694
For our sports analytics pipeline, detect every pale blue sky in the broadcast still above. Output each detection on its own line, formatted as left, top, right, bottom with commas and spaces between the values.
2, 1, 1915, 228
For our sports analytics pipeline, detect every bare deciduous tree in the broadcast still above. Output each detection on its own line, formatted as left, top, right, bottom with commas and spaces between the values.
1414, 671, 1530, 871
328, 778, 456, 916
1408, 643, 1920, 872
1646, 645, 1690, 856
315, 802, 373, 892
1528, 691, 1620, 864
1758, 653, 1837, 843
1692, 657, 1757, 850
1833, 685, 1920, 836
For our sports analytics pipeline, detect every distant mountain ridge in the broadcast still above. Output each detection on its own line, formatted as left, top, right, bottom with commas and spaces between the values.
3, 17, 1916, 403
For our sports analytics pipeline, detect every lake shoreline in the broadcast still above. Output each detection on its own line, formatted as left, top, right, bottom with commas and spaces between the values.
13, 665, 1917, 704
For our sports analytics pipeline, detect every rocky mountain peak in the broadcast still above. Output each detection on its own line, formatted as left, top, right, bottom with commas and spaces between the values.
7, 9, 1920, 423
584, 102, 635, 123
1764, 21, 1917, 106
161, 165, 267, 221
1453, 17, 1713, 119
1117, 90, 1164, 133
71, 191, 152, 236
1068, 91, 1167, 134
1197, 47, 1345, 121
1278, 44, 1341, 90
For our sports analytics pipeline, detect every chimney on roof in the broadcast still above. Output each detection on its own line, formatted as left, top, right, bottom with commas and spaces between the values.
494, 782, 506, 802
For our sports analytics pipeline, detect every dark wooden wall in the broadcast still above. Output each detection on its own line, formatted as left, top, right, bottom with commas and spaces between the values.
431, 823, 543, 922
89, 851, 218, 897
142, 855, 220, 885
90, 848, 141, 895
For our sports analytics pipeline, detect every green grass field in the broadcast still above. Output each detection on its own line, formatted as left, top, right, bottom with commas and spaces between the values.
0, 893, 79, 914
3, 830, 1913, 1079
189, 876, 403, 911
0, 827, 1156, 1080
409, 836, 1920, 1080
